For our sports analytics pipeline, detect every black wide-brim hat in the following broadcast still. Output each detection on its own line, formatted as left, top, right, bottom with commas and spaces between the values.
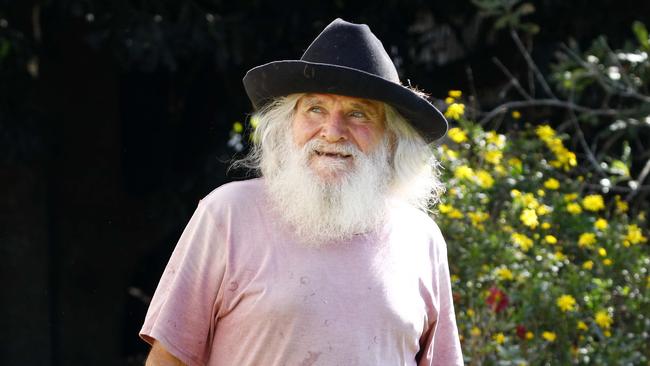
243, 18, 448, 143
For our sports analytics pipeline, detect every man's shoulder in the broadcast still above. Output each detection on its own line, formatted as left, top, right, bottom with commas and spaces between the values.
390, 200, 439, 227
198, 178, 266, 213
389, 200, 444, 242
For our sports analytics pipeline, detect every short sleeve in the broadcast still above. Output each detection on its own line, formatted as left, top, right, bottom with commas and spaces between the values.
418, 225, 463, 366
140, 201, 227, 366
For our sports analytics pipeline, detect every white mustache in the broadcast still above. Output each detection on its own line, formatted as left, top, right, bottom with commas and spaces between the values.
303, 139, 360, 159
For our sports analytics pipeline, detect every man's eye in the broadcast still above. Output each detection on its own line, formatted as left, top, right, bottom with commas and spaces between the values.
350, 111, 367, 118
309, 106, 323, 113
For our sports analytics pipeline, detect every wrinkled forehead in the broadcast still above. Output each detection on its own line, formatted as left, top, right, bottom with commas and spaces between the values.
297, 93, 385, 113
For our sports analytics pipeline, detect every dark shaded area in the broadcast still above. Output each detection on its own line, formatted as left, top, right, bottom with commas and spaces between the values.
1, 1, 649, 364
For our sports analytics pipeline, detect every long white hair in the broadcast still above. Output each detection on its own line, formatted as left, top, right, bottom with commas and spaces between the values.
233, 93, 444, 211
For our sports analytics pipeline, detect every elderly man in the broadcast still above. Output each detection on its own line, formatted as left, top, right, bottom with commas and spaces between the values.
141, 18, 463, 365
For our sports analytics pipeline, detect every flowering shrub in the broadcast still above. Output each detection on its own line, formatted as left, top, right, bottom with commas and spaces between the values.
437, 93, 649, 365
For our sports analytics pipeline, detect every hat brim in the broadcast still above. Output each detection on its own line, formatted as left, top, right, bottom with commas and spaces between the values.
243, 60, 448, 143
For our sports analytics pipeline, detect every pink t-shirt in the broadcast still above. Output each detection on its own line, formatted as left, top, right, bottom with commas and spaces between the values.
140, 178, 462, 366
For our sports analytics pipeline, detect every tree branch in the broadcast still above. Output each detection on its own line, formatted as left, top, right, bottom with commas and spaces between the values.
492, 57, 533, 100
478, 99, 620, 125
625, 158, 650, 201
566, 96, 608, 178
583, 183, 650, 193
510, 28, 557, 99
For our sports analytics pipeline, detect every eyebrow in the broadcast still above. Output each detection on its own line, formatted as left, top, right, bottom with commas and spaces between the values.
302, 96, 322, 107
350, 101, 376, 110
301, 95, 382, 114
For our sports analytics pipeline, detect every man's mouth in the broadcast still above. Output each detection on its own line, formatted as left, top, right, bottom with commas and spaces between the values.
314, 150, 352, 158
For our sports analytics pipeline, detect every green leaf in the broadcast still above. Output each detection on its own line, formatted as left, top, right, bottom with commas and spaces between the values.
0, 38, 10, 60
609, 160, 630, 177
516, 2, 536, 16
621, 141, 631, 165
519, 22, 540, 35
632, 21, 649, 50
494, 14, 514, 29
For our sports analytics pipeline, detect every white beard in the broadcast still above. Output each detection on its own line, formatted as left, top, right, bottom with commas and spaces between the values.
264, 135, 393, 247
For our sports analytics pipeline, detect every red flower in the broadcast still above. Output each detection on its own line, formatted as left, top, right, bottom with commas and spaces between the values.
453, 291, 462, 304
486, 286, 509, 313
516, 324, 527, 340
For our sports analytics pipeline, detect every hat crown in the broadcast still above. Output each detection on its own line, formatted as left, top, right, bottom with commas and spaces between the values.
300, 19, 400, 83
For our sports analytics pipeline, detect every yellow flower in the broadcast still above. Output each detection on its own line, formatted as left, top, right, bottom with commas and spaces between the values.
454, 165, 474, 180
545, 235, 558, 244
445, 149, 459, 160
470, 327, 481, 337
486, 131, 506, 149
564, 193, 578, 202
468, 211, 489, 228
519, 193, 540, 209
448, 90, 462, 98
520, 209, 539, 228
484, 150, 503, 165
439, 203, 464, 219
578, 233, 596, 248
542, 331, 557, 342
493, 332, 506, 344
594, 218, 608, 230
438, 204, 453, 213
624, 224, 648, 245
537, 189, 546, 197
577, 321, 588, 331
594, 310, 612, 329
540, 134, 577, 171
511, 233, 534, 251
597, 247, 607, 257
567, 203, 583, 215
535, 125, 556, 141
541, 222, 551, 230
525, 332, 534, 340
447, 127, 468, 143
603, 258, 613, 266
604, 330, 611, 337
448, 209, 464, 219
445, 96, 455, 104
511, 110, 521, 119
510, 189, 521, 198
582, 260, 594, 270
582, 194, 605, 212
544, 178, 560, 190
451, 274, 460, 283
615, 195, 628, 213
445, 103, 465, 120
536, 205, 551, 216
495, 266, 514, 281
550, 146, 577, 171
467, 308, 475, 317
508, 157, 523, 171
475, 170, 495, 189
556, 294, 577, 312
232, 121, 244, 133
249, 115, 259, 129
554, 251, 566, 261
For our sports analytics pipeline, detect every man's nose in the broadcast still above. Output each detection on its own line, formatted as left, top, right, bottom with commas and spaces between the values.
320, 112, 347, 143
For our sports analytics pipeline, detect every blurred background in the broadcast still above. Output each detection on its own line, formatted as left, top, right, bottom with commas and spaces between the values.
2, 0, 649, 365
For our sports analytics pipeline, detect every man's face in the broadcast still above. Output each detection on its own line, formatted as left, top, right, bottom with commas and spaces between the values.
292, 93, 386, 181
